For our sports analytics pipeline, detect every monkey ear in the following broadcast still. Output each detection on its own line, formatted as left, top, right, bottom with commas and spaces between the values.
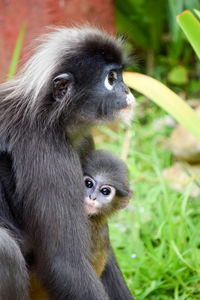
52, 73, 74, 102
118, 186, 133, 210
118, 198, 130, 210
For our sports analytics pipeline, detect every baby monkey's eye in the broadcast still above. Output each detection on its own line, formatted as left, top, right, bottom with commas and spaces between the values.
85, 179, 93, 188
101, 187, 111, 196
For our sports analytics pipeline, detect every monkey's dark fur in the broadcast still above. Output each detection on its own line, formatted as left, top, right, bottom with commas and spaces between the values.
0, 27, 134, 300
83, 150, 133, 300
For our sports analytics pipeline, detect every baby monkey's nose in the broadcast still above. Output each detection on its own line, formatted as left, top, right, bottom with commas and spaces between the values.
89, 195, 96, 201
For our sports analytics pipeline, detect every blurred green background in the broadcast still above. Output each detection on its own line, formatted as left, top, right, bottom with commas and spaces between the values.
116, 0, 200, 97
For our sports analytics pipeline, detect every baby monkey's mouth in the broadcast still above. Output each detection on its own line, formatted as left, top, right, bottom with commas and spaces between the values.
83, 202, 98, 215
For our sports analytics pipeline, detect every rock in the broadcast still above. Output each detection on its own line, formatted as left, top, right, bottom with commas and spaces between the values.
163, 162, 200, 198
169, 106, 200, 163
153, 115, 176, 131
187, 99, 200, 109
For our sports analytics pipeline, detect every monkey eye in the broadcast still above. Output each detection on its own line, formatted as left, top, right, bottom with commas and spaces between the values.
104, 70, 117, 90
85, 179, 93, 188
100, 185, 116, 200
84, 176, 94, 189
108, 71, 117, 85
101, 187, 111, 195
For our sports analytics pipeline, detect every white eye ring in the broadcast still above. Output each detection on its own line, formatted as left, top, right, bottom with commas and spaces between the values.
84, 176, 95, 189
104, 71, 117, 91
100, 185, 116, 200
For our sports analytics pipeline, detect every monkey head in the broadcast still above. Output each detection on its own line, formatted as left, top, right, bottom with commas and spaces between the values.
82, 150, 133, 217
4, 27, 135, 133
50, 27, 135, 127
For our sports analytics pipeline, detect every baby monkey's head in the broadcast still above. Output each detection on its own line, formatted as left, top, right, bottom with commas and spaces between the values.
82, 150, 133, 217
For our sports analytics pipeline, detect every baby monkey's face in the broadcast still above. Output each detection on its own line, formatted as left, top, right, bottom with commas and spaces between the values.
83, 175, 116, 215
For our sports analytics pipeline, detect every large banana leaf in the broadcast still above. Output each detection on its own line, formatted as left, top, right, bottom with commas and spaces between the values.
177, 10, 200, 60
123, 71, 200, 140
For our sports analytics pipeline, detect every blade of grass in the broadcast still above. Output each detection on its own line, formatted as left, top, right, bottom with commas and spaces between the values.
7, 22, 26, 80
177, 10, 200, 60
123, 72, 200, 140
171, 240, 194, 271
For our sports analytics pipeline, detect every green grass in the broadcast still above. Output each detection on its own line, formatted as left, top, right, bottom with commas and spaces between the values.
96, 98, 200, 299
7, 22, 26, 80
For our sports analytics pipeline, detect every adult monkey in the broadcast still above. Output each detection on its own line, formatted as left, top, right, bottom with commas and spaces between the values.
0, 27, 135, 300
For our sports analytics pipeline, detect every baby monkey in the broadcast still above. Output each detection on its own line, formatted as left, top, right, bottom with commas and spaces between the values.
29, 150, 133, 300
82, 150, 133, 277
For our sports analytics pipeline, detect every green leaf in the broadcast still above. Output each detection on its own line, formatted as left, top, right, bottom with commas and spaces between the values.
7, 22, 26, 80
146, 0, 166, 53
168, 0, 185, 59
123, 72, 200, 140
194, 9, 200, 20
177, 10, 200, 60
167, 65, 188, 85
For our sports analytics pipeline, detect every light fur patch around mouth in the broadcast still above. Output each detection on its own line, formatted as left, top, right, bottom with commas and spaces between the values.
83, 202, 99, 215
119, 92, 136, 125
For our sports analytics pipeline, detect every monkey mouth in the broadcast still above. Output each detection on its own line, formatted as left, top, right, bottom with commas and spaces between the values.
83, 202, 98, 215
118, 103, 134, 123
123, 103, 133, 113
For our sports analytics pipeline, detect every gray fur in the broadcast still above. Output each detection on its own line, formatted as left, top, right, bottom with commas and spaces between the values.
0, 27, 124, 115
0, 228, 28, 300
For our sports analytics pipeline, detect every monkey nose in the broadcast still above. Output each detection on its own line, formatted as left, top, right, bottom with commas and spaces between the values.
89, 195, 96, 201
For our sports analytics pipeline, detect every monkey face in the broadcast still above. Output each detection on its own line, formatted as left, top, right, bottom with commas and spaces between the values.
83, 173, 132, 217
103, 66, 135, 121
50, 29, 135, 126
82, 150, 133, 217
95, 64, 135, 124
52, 65, 135, 126
83, 175, 116, 215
